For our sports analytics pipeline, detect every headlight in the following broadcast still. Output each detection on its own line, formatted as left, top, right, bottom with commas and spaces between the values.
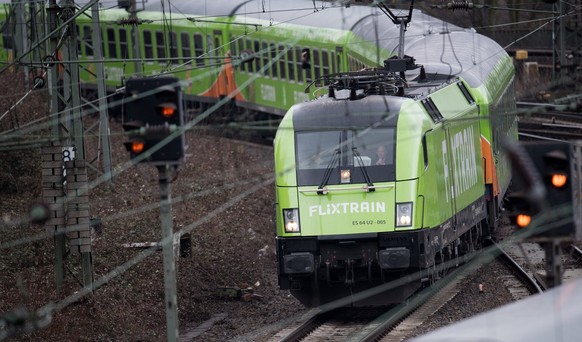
340, 169, 351, 183
283, 208, 300, 233
396, 202, 413, 227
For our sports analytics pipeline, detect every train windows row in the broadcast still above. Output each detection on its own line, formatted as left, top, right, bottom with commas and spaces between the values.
78, 25, 204, 66
232, 36, 343, 83
491, 82, 517, 153
347, 55, 367, 71
4, 22, 362, 81
76, 24, 347, 83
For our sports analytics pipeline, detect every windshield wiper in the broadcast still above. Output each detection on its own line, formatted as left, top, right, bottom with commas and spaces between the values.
317, 149, 340, 195
352, 147, 375, 192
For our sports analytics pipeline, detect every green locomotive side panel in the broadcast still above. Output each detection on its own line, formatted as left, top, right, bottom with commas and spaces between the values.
392, 101, 432, 230
484, 56, 515, 102
441, 121, 484, 211
273, 109, 296, 187
411, 83, 484, 228
275, 187, 299, 236
395, 100, 432, 181
274, 109, 298, 237
421, 127, 452, 227
421, 120, 484, 227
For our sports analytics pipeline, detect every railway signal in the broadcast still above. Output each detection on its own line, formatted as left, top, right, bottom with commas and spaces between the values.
507, 141, 580, 240
123, 77, 185, 165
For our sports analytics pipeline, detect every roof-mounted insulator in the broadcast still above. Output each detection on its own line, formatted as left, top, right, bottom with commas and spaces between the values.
350, 88, 357, 100
328, 86, 335, 99
379, 85, 386, 95
447, 1, 473, 11
420, 66, 427, 81
117, 18, 152, 26
397, 86, 404, 97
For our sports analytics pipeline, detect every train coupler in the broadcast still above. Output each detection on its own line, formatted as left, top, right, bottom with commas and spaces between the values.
344, 260, 355, 286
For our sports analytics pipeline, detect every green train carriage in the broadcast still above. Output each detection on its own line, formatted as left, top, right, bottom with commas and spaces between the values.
0, 1, 407, 117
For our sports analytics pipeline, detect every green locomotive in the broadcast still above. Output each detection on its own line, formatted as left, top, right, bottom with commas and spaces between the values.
273, 10, 517, 306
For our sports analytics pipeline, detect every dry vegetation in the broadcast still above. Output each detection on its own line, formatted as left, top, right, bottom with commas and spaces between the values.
0, 72, 305, 341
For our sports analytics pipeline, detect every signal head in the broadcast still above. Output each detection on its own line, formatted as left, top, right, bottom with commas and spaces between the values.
122, 77, 185, 165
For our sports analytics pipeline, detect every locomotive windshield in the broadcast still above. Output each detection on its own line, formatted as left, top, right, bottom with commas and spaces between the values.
295, 128, 396, 186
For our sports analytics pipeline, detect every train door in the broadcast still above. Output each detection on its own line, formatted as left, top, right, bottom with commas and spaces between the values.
334, 46, 343, 73
207, 34, 214, 67
213, 30, 223, 64
209, 30, 227, 98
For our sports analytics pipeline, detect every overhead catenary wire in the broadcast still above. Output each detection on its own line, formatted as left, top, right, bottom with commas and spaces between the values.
0, 31, 300, 253
0, 0, 340, 145
0, 2, 579, 337
0, 0, 101, 77
0, 4, 572, 227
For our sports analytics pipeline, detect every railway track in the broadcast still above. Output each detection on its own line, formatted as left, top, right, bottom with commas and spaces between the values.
270, 307, 389, 342
497, 236, 582, 292
490, 239, 543, 299
268, 252, 478, 342
517, 101, 582, 141
267, 237, 582, 342
268, 281, 465, 342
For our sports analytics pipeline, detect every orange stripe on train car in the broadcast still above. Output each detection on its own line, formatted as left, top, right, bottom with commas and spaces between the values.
201, 54, 246, 102
480, 136, 499, 197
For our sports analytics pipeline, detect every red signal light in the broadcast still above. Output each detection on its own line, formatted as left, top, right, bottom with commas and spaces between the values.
131, 141, 145, 154
550, 173, 567, 188
161, 107, 175, 117
515, 214, 532, 228
159, 103, 177, 118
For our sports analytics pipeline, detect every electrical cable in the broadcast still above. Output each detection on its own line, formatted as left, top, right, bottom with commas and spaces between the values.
0, 3, 577, 337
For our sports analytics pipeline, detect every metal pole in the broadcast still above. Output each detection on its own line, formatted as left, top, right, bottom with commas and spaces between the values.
90, 2, 113, 182
552, 2, 566, 83
46, 0, 65, 293
558, 1, 566, 81
158, 165, 179, 341
130, 0, 142, 76
541, 240, 562, 288
60, 0, 85, 160
13, 0, 29, 88
398, 21, 405, 59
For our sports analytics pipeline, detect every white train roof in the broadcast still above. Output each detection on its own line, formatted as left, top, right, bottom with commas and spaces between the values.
3, 1, 511, 88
